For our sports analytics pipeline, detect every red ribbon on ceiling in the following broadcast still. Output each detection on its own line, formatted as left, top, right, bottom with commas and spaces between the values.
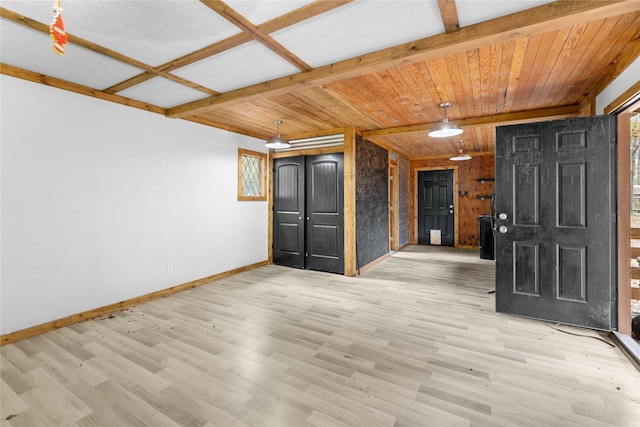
49, 0, 67, 56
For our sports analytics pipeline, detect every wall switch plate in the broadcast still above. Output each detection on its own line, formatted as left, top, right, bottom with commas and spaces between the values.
167, 262, 174, 272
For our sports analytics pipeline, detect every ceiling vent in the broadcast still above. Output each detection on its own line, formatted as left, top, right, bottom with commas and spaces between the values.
273, 134, 344, 152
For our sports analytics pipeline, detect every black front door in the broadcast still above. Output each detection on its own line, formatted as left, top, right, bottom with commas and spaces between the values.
272, 154, 344, 274
495, 116, 616, 330
273, 156, 305, 268
417, 170, 454, 246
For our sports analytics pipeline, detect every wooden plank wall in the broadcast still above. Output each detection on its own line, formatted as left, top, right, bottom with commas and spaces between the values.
410, 154, 495, 248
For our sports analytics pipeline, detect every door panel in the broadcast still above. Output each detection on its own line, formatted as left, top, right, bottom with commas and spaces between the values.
306, 154, 344, 273
273, 157, 305, 268
495, 116, 616, 330
417, 170, 454, 246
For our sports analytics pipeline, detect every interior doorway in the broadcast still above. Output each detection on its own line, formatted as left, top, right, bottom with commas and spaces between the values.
417, 169, 455, 246
272, 154, 345, 274
617, 98, 640, 341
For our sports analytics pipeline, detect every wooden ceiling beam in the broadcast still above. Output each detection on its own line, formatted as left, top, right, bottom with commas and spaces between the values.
168, 0, 640, 118
437, 0, 460, 34
0, 63, 166, 115
200, 0, 313, 72
362, 105, 582, 138
161, 0, 351, 73
182, 116, 263, 139
0, 7, 217, 96
604, 80, 640, 114
104, 0, 350, 94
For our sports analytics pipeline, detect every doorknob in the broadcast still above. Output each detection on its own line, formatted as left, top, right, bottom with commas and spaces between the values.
499, 212, 508, 220
449, 209, 454, 213
499, 225, 508, 234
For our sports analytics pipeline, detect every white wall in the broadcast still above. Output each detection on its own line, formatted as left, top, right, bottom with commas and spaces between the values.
596, 57, 640, 114
0, 76, 268, 335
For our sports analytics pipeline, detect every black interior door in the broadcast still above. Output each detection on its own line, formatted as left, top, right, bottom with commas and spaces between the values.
305, 154, 344, 274
273, 156, 305, 268
417, 170, 454, 246
495, 116, 616, 330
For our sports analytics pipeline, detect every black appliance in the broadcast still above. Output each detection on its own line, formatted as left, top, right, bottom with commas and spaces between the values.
478, 215, 495, 260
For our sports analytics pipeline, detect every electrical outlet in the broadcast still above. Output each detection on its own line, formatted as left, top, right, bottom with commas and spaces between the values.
167, 262, 174, 272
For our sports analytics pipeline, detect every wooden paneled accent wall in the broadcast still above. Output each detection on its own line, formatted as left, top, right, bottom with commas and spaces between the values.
410, 154, 495, 248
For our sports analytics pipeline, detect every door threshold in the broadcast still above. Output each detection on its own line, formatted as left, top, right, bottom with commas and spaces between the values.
611, 331, 640, 371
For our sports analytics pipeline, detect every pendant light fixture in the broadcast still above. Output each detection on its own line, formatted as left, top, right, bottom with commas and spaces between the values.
429, 102, 463, 138
450, 139, 472, 161
265, 120, 290, 149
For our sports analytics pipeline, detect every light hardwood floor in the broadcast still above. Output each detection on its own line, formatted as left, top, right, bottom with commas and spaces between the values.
2, 246, 639, 426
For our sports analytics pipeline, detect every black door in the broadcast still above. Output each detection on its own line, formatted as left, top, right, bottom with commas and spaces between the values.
495, 116, 616, 330
272, 154, 344, 274
273, 156, 305, 268
305, 154, 344, 274
417, 170, 454, 246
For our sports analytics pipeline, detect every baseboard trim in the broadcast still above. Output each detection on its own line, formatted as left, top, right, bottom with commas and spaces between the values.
358, 252, 390, 274
457, 245, 478, 250
0, 260, 269, 346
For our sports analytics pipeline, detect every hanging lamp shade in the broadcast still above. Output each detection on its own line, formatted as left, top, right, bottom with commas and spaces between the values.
450, 139, 472, 161
429, 102, 463, 138
265, 120, 290, 149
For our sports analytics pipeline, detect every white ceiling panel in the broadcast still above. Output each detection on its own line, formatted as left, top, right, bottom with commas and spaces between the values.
116, 77, 209, 109
172, 40, 300, 93
457, 0, 553, 27
225, 0, 316, 26
0, 19, 143, 90
1, 0, 242, 67
271, 0, 445, 68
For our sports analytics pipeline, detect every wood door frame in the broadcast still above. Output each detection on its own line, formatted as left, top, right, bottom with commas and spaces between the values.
413, 166, 459, 248
616, 98, 640, 336
618, 109, 631, 335
267, 126, 357, 277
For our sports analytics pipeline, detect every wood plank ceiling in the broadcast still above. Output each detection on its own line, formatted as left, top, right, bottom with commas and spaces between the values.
2, 1, 640, 159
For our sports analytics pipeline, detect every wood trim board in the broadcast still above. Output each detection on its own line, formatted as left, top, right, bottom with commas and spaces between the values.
0, 260, 269, 346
